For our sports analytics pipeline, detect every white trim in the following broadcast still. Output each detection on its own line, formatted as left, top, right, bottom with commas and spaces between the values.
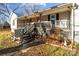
71, 3, 75, 43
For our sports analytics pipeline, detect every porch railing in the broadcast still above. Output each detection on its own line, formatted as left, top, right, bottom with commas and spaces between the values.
17, 20, 71, 30
55, 20, 71, 29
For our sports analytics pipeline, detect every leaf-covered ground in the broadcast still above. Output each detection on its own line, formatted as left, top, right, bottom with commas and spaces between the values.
1, 44, 79, 56
0, 29, 79, 56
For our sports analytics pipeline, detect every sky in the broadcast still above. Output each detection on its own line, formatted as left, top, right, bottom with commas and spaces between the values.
7, 3, 61, 16
0, 3, 61, 23
8, 3, 60, 11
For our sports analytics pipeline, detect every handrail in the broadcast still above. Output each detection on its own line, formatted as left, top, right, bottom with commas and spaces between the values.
23, 23, 34, 34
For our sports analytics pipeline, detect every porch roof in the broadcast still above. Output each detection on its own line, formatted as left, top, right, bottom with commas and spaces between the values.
18, 3, 72, 20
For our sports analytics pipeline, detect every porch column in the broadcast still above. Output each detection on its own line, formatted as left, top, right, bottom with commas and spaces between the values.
71, 3, 75, 46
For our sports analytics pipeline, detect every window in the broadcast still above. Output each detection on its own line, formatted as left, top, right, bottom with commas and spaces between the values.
50, 15, 56, 20
13, 20, 15, 26
51, 16, 55, 18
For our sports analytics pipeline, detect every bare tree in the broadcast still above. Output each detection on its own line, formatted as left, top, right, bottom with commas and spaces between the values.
0, 3, 10, 18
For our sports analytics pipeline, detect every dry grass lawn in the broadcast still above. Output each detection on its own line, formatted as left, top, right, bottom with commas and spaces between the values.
0, 29, 19, 48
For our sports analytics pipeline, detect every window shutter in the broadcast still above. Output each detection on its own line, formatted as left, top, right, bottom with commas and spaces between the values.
56, 13, 59, 20
48, 15, 50, 21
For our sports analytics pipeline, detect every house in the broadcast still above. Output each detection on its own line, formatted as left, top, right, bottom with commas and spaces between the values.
10, 3, 79, 43
0, 23, 3, 29
0, 21, 10, 29
10, 12, 18, 32
3, 21, 10, 29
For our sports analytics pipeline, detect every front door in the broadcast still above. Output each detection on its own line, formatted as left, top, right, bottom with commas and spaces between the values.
50, 15, 56, 28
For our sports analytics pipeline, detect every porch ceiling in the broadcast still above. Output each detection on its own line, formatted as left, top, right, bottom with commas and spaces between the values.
29, 4, 72, 17
27, 13, 39, 19
18, 3, 72, 20
42, 5, 72, 16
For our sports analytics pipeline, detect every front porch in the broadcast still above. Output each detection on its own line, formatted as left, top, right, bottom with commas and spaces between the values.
14, 19, 72, 46
13, 3, 74, 47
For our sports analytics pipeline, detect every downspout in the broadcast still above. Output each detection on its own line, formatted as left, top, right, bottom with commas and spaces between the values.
71, 3, 75, 49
